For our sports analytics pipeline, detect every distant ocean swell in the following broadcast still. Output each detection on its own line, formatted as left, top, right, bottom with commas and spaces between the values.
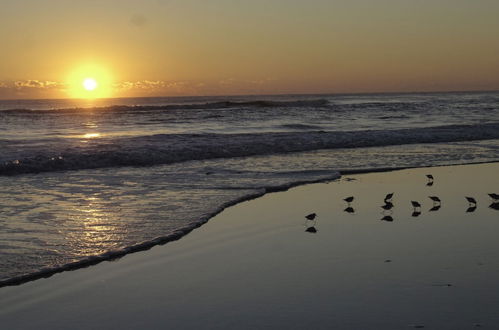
0, 99, 330, 114
2, 122, 499, 176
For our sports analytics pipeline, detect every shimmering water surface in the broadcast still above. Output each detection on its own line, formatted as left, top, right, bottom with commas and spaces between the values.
1, 92, 498, 283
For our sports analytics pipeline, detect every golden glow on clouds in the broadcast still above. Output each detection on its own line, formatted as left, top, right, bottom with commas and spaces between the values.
1, 1, 499, 99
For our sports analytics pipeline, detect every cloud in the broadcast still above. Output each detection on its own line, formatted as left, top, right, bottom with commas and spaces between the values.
113, 80, 192, 92
14, 80, 66, 90
113, 80, 165, 90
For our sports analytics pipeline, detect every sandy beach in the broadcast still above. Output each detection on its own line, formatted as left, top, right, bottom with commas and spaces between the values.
2, 162, 499, 329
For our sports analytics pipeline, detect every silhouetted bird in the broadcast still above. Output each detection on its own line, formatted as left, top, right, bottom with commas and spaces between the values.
426, 174, 434, 181
344, 196, 354, 204
305, 213, 317, 220
305, 226, 318, 233
412, 211, 421, 217
344, 207, 355, 214
381, 215, 394, 222
429, 196, 441, 205
466, 206, 477, 213
381, 202, 394, 210
429, 205, 441, 212
384, 193, 394, 202
489, 202, 499, 211
488, 193, 499, 201
411, 201, 421, 209
466, 197, 477, 206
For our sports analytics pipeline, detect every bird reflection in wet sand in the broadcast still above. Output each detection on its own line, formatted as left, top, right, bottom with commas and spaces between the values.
429, 205, 441, 212
467, 206, 477, 213
412, 211, 422, 217
305, 226, 318, 233
381, 215, 394, 222
489, 202, 499, 211
344, 206, 355, 214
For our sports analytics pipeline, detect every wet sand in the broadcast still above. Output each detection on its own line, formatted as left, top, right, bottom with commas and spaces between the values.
1, 163, 499, 329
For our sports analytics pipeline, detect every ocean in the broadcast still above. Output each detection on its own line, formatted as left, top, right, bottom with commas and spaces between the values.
1, 91, 499, 285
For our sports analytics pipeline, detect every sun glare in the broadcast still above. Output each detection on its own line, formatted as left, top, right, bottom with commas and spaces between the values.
67, 64, 113, 99
83, 78, 98, 91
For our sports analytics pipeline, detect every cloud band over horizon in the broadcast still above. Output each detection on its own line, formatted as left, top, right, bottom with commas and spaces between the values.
1, 0, 499, 99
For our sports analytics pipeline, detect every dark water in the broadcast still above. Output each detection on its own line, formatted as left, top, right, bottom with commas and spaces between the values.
1, 92, 499, 284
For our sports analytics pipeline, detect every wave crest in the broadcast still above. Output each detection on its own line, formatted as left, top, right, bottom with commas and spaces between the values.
0, 99, 330, 115
2, 123, 499, 176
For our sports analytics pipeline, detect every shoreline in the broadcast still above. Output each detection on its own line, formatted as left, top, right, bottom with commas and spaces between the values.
0, 173, 340, 288
2, 162, 499, 329
3, 159, 499, 289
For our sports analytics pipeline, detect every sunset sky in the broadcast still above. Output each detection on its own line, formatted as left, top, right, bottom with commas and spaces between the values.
1, 0, 499, 99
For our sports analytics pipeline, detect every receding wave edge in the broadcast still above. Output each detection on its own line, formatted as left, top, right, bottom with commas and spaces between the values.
0, 172, 340, 288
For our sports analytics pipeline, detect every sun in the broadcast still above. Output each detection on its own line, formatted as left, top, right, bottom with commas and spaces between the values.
66, 64, 113, 99
83, 78, 98, 91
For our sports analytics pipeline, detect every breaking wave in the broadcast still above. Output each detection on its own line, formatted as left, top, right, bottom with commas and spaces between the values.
2, 122, 499, 176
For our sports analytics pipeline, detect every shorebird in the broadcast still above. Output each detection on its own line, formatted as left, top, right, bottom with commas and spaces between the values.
429, 196, 441, 205
466, 197, 477, 206
381, 202, 394, 211
384, 193, 394, 203
344, 196, 354, 204
411, 201, 422, 210
488, 193, 499, 201
344, 207, 355, 214
381, 215, 394, 222
489, 202, 499, 211
305, 213, 317, 220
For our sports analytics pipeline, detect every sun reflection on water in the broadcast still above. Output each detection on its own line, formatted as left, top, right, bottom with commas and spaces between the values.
66, 194, 125, 256
83, 133, 101, 139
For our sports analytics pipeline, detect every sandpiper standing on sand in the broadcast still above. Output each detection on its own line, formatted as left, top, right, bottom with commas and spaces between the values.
305, 213, 317, 220
344, 196, 354, 205
429, 196, 441, 206
466, 197, 477, 206
488, 193, 499, 201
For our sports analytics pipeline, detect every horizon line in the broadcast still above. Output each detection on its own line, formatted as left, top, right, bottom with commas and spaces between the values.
0, 89, 498, 102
